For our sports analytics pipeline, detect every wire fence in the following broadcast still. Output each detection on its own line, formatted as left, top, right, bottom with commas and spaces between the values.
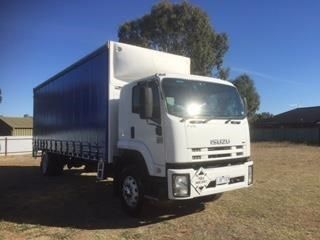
0, 136, 32, 156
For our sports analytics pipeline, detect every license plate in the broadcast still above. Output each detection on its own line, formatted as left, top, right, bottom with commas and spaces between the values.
216, 176, 230, 185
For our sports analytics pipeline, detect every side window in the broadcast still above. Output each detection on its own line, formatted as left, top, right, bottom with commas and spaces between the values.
150, 81, 161, 124
132, 85, 140, 113
131, 81, 161, 124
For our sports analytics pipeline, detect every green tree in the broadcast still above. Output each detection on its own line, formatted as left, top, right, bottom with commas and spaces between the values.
118, 1, 229, 76
251, 112, 273, 123
217, 67, 230, 80
232, 74, 260, 118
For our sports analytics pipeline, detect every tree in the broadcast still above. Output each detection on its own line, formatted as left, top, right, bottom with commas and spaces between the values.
0, 88, 2, 103
232, 74, 260, 118
118, 1, 229, 76
256, 112, 273, 120
251, 112, 273, 123
216, 67, 230, 80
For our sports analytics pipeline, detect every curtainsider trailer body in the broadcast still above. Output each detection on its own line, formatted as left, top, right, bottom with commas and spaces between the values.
33, 41, 253, 216
34, 47, 109, 163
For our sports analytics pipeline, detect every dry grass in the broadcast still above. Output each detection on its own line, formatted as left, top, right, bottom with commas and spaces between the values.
0, 142, 319, 240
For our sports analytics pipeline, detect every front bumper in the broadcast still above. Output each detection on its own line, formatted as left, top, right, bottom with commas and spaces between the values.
167, 161, 253, 200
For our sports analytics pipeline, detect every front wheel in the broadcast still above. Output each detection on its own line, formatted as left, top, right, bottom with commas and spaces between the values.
119, 166, 144, 217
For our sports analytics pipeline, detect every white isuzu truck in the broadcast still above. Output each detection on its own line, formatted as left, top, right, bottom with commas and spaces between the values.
33, 41, 253, 216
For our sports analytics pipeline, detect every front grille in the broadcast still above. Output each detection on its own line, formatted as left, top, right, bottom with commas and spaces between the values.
192, 148, 201, 152
191, 145, 245, 161
208, 153, 231, 158
208, 146, 231, 151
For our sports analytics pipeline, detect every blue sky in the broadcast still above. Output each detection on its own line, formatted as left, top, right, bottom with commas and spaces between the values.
1, 0, 319, 116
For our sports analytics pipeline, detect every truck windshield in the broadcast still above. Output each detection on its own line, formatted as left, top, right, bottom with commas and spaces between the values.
161, 78, 245, 119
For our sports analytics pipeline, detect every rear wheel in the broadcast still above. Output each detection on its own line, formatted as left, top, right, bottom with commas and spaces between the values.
119, 166, 144, 217
40, 152, 64, 176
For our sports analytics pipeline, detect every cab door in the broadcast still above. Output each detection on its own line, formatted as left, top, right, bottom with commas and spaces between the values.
130, 79, 165, 168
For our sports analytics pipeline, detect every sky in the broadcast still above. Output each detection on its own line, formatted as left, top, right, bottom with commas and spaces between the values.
1, 0, 319, 116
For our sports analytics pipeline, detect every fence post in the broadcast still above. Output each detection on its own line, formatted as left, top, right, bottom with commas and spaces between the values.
5, 137, 7, 156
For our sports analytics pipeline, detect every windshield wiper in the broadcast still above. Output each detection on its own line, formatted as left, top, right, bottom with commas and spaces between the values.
180, 117, 208, 123
180, 117, 195, 122
179, 116, 242, 123
202, 117, 242, 123
202, 117, 218, 123
225, 118, 242, 124
225, 119, 232, 124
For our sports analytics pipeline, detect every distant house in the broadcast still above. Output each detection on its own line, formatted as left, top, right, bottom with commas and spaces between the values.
0, 117, 33, 136
252, 106, 320, 144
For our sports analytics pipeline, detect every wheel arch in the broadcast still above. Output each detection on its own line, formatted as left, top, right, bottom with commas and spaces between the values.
116, 149, 150, 177
117, 140, 156, 176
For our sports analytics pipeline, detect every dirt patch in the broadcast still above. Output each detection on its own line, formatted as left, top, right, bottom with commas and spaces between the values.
0, 142, 319, 240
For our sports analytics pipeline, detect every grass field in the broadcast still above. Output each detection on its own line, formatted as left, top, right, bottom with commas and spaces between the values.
0, 142, 319, 240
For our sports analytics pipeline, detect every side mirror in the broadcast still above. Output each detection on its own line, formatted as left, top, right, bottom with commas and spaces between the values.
140, 86, 153, 119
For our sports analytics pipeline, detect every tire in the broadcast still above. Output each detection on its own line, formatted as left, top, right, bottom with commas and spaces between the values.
119, 166, 144, 217
40, 152, 64, 176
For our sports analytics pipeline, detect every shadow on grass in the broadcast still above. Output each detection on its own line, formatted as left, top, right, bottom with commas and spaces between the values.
0, 166, 204, 229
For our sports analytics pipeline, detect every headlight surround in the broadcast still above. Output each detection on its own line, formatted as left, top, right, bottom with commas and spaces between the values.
172, 174, 190, 197
248, 165, 253, 185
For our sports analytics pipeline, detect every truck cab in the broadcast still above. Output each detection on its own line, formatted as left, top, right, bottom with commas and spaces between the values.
117, 73, 253, 213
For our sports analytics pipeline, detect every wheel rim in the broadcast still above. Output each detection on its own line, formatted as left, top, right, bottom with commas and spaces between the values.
122, 176, 139, 208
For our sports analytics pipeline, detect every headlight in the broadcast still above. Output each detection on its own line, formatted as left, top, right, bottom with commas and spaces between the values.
172, 174, 190, 197
248, 165, 253, 185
